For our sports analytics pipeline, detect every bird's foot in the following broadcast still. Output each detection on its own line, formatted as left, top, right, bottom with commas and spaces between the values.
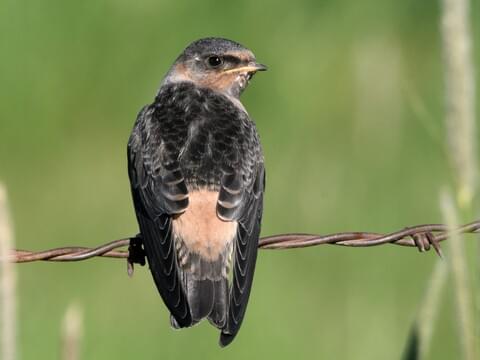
127, 234, 146, 277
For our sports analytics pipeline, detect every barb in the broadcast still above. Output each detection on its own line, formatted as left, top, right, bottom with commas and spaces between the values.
8, 220, 480, 264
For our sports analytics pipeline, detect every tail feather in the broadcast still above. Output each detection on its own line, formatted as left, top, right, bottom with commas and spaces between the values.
176, 245, 229, 328
208, 279, 228, 328
187, 278, 215, 321
183, 274, 229, 327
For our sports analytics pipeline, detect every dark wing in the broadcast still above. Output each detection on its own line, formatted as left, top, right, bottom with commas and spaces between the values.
217, 152, 265, 346
127, 105, 192, 327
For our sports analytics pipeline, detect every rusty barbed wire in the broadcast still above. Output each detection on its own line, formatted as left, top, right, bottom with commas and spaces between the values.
8, 220, 480, 264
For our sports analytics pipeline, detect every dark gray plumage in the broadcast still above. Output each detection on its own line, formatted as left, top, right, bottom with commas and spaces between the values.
127, 37, 266, 346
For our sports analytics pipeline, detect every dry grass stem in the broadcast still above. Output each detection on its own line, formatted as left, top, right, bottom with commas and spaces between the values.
440, 0, 477, 208
0, 184, 16, 360
441, 191, 475, 360
416, 259, 448, 359
61, 303, 83, 360
441, 0, 477, 354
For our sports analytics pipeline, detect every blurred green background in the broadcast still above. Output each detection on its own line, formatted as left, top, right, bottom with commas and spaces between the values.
1, 0, 479, 359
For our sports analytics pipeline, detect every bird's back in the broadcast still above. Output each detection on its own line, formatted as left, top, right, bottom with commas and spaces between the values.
129, 81, 264, 333
152, 82, 261, 188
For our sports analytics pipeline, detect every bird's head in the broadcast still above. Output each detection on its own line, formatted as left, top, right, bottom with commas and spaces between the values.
164, 37, 267, 98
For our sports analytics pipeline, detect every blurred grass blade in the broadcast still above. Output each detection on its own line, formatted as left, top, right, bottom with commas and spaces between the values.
0, 184, 16, 360
402, 260, 448, 360
440, 0, 477, 208
440, 0, 477, 355
441, 191, 475, 360
61, 303, 83, 360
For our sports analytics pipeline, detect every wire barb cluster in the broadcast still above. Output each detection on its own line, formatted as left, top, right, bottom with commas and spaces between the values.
9, 220, 480, 265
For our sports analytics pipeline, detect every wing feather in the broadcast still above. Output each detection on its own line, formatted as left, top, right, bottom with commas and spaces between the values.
219, 162, 265, 347
128, 105, 192, 327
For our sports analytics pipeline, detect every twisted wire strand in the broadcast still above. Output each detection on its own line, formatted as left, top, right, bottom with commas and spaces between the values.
8, 220, 480, 263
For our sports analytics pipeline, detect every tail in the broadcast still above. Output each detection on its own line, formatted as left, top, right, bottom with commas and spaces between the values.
172, 251, 229, 328
187, 277, 228, 328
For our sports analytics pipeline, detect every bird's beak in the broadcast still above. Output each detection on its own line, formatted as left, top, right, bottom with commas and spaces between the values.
250, 62, 268, 71
223, 62, 268, 74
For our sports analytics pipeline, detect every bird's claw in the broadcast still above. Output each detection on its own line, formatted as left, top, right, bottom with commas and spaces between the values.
127, 235, 146, 277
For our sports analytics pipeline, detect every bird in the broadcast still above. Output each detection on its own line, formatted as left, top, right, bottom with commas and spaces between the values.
127, 37, 267, 347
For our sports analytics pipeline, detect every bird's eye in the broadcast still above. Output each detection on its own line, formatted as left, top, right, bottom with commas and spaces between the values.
207, 56, 223, 68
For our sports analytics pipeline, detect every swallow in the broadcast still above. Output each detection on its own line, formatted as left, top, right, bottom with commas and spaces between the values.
127, 37, 266, 346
